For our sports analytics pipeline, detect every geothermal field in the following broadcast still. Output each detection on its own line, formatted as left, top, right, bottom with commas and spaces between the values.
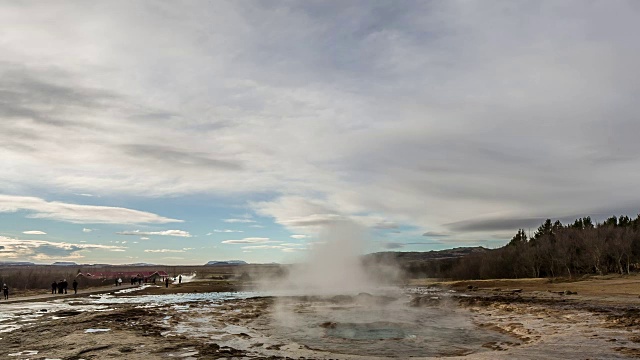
2, 224, 640, 359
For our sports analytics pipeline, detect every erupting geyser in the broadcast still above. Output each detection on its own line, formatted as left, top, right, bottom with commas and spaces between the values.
274, 220, 376, 295
259, 221, 511, 357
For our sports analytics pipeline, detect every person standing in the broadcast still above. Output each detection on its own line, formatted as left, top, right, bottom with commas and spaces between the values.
179, 275, 182, 284
117, 277, 122, 286
2, 284, 8, 300
165, 277, 169, 288
62, 279, 68, 294
72, 279, 78, 294
51, 281, 57, 294
57, 280, 64, 294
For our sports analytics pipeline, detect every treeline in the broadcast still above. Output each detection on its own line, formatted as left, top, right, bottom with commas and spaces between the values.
405, 215, 640, 280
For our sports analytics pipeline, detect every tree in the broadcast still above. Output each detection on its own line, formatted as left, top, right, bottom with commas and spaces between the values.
508, 229, 528, 246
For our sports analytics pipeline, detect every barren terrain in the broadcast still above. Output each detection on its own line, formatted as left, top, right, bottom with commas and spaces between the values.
2, 275, 640, 359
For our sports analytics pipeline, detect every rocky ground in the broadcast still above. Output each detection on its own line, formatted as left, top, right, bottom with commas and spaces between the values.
2, 276, 640, 359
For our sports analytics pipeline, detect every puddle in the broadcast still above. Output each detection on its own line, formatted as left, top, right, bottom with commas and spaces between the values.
85, 328, 111, 333
8, 350, 38, 356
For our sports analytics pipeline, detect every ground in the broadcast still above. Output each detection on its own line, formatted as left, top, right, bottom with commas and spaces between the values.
2, 275, 640, 359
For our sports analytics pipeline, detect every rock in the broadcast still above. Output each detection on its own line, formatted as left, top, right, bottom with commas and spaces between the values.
320, 322, 337, 329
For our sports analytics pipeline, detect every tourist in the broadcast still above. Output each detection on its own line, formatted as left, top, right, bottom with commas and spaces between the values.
2, 283, 8, 300
72, 279, 78, 294
51, 280, 57, 294
62, 279, 68, 294
179, 275, 182, 284
165, 277, 169, 288
57, 280, 64, 294
117, 277, 123, 286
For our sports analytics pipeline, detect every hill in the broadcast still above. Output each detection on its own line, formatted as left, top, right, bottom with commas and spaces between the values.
205, 260, 248, 266
364, 246, 490, 263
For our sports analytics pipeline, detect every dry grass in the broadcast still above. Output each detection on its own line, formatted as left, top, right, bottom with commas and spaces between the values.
410, 273, 640, 299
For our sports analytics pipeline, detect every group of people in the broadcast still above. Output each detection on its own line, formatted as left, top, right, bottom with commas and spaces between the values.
51, 279, 78, 295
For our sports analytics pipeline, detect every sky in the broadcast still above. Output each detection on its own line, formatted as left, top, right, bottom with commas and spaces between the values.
1, 1, 639, 265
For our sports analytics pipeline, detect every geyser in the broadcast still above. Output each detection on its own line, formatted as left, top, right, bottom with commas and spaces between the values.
273, 220, 379, 295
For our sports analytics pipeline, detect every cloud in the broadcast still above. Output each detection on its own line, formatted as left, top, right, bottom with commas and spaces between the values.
140, 237, 149, 240
143, 249, 185, 253
422, 231, 449, 238
241, 245, 283, 250
1, 1, 639, 247
116, 230, 192, 237
282, 247, 305, 253
208, 229, 244, 234
222, 237, 272, 244
382, 241, 442, 250
0, 195, 182, 224
290, 234, 309, 239
22, 230, 46, 235
222, 219, 256, 223
0, 236, 125, 260
373, 222, 399, 229
82, 228, 93, 233
446, 217, 547, 233
383, 242, 405, 249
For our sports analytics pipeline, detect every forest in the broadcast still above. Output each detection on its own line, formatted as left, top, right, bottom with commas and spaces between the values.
403, 215, 640, 280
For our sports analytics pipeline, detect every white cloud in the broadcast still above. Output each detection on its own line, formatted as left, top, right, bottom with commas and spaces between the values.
209, 229, 244, 234
140, 237, 150, 240
82, 228, 93, 233
144, 249, 185, 253
0, 235, 125, 260
0, 195, 182, 224
222, 237, 272, 244
116, 230, 192, 237
290, 234, 308, 239
241, 245, 283, 250
223, 219, 256, 223
1, 2, 639, 246
23, 230, 46, 235
282, 247, 305, 253
279, 243, 305, 247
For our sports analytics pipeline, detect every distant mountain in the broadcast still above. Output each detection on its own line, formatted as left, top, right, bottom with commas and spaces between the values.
52, 261, 78, 266
0, 261, 35, 266
205, 260, 248, 266
125, 263, 156, 266
364, 246, 490, 263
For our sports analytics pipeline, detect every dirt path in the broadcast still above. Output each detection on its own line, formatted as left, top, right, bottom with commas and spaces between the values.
0, 284, 139, 304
